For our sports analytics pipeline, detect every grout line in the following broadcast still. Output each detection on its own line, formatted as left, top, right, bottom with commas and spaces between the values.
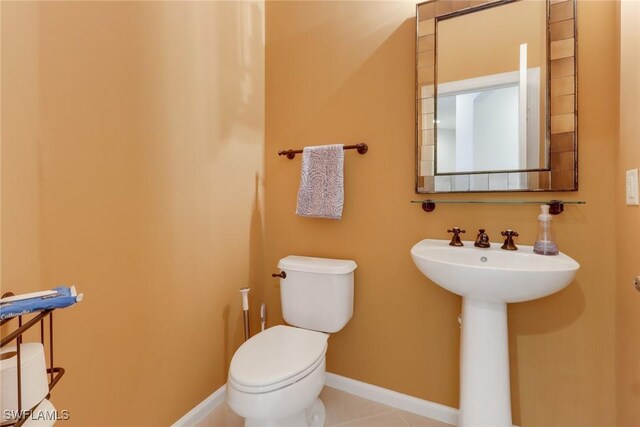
323, 385, 397, 426
393, 409, 415, 427
332, 409, 398, 427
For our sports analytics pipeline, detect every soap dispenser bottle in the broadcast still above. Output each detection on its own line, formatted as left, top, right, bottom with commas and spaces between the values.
534, 205, 559, 255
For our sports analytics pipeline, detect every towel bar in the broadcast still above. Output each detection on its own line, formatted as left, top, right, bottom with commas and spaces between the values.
278, 143, 368, 159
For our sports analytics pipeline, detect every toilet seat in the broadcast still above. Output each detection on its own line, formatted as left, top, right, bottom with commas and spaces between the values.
229, 325, 328, 394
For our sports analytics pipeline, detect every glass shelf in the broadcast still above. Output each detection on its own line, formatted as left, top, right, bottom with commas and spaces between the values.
411, 199, 586, 214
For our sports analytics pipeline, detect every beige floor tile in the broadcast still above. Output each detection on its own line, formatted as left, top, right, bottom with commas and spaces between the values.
195, 401, 243, 427
320, 387, 395, 427
194, 387, 453, 427
396, 410, 453, 427
336, 412, 409, 427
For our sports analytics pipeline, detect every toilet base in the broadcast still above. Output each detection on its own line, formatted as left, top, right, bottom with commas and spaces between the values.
244, 398, 325, 427
306, 398, 326, 427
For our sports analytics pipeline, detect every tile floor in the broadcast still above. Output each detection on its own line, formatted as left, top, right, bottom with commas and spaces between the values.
195, 386, 452, 427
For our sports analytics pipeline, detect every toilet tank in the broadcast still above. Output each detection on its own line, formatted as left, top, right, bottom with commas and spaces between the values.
277, 256, 357, 333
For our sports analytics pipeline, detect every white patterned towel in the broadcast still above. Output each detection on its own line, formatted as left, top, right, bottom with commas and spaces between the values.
296, 144, 345, 220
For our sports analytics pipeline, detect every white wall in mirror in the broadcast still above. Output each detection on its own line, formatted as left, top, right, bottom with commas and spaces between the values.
435, 67, 540, 181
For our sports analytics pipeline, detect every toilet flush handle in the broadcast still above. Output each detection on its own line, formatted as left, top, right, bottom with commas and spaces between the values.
271, 271, 287, 279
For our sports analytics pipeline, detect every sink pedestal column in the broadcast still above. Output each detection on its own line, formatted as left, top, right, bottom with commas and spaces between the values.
459, 298, 512, 427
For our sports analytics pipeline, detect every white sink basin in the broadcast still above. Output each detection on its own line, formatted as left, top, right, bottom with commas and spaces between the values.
411, 238, 579, 427
411, 239, 580, 303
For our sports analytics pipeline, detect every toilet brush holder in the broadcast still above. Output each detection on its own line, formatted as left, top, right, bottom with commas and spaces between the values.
239, 288, 250, 341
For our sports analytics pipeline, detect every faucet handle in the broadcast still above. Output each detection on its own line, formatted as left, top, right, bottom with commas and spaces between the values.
447, 227, 466, 234
447, 227, 466, 246
474, 229, 491, 248
500, 230, 519, 250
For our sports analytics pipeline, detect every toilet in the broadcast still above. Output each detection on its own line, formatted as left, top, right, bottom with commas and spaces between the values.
226, 255, 357, 427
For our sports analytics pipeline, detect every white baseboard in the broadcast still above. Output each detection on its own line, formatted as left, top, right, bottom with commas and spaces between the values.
172, 384, 227, 427
325, 372, 458, 425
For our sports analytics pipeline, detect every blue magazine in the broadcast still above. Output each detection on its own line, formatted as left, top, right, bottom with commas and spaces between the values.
0, 286, 83, 319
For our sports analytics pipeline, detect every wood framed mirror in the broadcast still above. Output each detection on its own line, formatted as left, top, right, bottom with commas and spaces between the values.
415, 0, 578, 193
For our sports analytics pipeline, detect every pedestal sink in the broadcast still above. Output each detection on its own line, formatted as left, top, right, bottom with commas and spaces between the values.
411, 239, 579, 427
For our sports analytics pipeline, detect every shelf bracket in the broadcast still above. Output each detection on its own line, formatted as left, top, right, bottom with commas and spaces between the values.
548, 200, 564, 215
422, 200, 436, 212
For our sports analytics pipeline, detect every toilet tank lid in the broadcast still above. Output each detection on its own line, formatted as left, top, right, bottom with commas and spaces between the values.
278, 256, 357, 274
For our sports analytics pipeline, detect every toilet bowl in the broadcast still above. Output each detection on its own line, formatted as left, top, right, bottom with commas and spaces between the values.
227, 325, 328, 427
227, 256, 357, 427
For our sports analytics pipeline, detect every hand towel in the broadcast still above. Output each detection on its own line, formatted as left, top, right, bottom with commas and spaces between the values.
296, 144, 344, 220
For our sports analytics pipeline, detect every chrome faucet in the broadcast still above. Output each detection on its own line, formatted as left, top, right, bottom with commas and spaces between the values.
501, 230, 519, 250
474, 229, 490, 248
447, 227, 466, 246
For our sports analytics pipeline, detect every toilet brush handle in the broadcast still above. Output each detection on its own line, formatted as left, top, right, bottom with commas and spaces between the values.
239, 287, 251, 341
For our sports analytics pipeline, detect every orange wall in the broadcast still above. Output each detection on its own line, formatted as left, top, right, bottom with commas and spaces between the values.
0, 1, 42, 301
265, 1, 617, 425
616, 0, 640, 424
1, 2, 264, 425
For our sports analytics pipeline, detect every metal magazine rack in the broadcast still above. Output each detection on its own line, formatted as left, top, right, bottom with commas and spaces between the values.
1, 293, 65, 427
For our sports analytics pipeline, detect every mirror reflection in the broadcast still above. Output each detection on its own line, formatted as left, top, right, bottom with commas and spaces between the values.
436, 0, 547, 176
